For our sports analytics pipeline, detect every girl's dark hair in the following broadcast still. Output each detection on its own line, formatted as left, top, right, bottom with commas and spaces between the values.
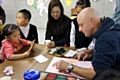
92, 69, 120, 80
47, 0, 65, 35
75, 0, 91, 8
2, 24, 20, 37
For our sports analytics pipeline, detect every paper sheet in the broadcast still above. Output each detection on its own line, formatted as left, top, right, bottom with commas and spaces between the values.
0, 76, 11, 80
64, 50, 76, 57
76, 61, 92, 68
46, 57, 92, 79
33, 55, 48, 63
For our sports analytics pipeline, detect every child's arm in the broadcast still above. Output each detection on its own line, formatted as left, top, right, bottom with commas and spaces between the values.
20, 38, 31, 46
20, 38, 35, 46
8, 50, 31, 60
8, 40, 35, 60
3, 41, 32, 60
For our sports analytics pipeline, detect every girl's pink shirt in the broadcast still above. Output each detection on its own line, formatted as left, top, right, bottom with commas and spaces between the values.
1, 38, 28, 60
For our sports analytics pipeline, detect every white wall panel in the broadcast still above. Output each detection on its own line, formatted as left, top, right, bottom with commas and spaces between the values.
1, 0, 116, 29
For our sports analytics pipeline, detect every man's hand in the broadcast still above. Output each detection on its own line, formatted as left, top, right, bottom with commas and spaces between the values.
52, 60, 69, 71
77, 49, 94, 61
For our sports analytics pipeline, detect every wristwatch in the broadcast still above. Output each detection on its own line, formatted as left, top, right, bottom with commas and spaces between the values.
67, 64, 74, 73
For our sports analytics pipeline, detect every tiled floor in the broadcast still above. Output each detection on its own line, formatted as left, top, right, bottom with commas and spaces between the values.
37, 28, 46, 44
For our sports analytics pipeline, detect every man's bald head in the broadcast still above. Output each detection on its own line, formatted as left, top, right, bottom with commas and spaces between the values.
77, 7, 101, 37
78, 7, 99, 21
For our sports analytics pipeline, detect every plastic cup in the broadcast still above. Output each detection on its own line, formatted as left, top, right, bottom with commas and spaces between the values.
45, 40, 51, 45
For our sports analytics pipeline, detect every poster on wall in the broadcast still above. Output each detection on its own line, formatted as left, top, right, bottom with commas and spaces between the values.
27, 0, 48, 17
0, 0, 2, 4
65, 0, 72, 6
37, 0, 48, 17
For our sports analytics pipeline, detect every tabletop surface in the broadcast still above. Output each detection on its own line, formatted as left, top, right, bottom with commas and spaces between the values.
0, 44, 55, 80
0, 44, 78, 80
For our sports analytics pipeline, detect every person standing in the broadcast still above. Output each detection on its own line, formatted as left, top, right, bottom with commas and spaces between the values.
112, 0, 120, 23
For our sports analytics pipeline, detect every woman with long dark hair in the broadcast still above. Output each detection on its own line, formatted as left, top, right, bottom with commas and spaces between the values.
45, 0, 71, 48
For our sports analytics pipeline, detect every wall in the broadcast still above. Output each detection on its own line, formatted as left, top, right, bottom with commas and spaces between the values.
1, 0, 115, 29
91, 0, 115, 17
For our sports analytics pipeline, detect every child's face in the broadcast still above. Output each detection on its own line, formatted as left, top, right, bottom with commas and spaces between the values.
6, 29, 21, 43
76, 6, 83, 15
16, 12, 28, 27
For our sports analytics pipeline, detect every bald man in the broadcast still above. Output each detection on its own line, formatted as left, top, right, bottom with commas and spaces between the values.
53, 7, 120, 79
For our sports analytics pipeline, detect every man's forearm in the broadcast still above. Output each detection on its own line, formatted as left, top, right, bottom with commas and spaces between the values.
72, 65, 96, 80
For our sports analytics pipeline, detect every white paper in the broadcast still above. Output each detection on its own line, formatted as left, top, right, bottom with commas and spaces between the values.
75, 61, 92, 68
46, 57, 92, 79
0, 76, 11, 80
33, 55, 48, 63
64, 50, 76, 57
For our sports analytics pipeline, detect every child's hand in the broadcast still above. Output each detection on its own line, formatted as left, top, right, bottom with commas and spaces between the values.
28, 39, 35, 52
28, 41, 32, 45
24, 51, 31, 58
31, 39, 35, 45
28, 39, 35, 45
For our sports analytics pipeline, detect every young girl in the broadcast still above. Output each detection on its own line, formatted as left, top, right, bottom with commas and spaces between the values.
70, 0, 91, 49
0, 24, 34, 62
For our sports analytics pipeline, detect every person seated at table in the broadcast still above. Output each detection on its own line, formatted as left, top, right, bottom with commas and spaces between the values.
16, 9, 39, 43
0, 24, 34, 62
0, 17, 5, 48
0, 6, 6, 47
92, 69, 120, 80
45, 0, 71, 48
53, 7, 120, 79
0, 6, 6, 25
70, 0, 91, 49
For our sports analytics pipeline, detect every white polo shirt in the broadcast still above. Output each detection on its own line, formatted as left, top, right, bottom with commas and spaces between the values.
19, 23, 30, 38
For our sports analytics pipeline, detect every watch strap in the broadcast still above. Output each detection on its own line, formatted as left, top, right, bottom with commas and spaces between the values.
67, 64, 74, 73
